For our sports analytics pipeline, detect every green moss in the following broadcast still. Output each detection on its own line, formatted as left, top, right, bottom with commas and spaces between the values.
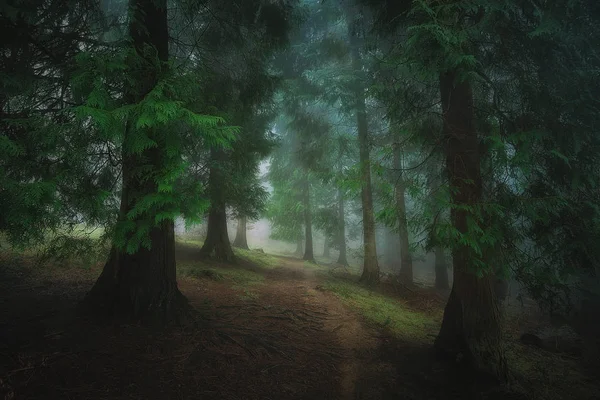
320, 277, 439, 342
234, 248, 280, 269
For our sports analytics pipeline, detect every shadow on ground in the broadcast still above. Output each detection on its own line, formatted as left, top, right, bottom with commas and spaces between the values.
0, 250, 597, 399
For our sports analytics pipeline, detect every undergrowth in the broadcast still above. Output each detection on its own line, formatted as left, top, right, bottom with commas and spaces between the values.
504, 330, 598, 400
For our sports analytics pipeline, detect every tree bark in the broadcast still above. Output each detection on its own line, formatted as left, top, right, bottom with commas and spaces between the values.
233, 216, 249, 250
336, 142, 349, 267
84, 0, 188, 325
434, 71, 508, 382
200, 147, 235, 263
434, 246, 450, 290
393, 136, 413, 283
200, 205, 235, 263
302, 175, 315, 262
347, 18, 379, 285
336, 191, 349, 265
323, 238, 331, 258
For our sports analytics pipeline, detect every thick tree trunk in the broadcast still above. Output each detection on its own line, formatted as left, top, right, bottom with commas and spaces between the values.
200, 205, 235, 263
434, 246, 450, 290
294, 237, 304, 257
302, 175, 315, 262
393, 137, 413, 283
200, 148, 235, 263
233, 216, 249, 250
347, 21, 379, 285
85, 0, 188, 325
494, 276, 509, 306
434, 71, 508, 382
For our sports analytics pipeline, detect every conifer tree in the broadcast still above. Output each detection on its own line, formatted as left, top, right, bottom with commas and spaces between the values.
85, 0, 191, 323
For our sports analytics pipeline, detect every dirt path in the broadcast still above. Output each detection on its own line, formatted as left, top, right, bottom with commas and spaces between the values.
179, 255, 396, 400
0, 251, 534, 400
256, 257, 394, 399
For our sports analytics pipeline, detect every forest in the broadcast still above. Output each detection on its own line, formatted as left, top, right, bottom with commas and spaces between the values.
1, 0, 599, 399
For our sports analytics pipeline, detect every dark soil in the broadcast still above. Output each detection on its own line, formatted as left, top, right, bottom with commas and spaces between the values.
0, 249, 594, 400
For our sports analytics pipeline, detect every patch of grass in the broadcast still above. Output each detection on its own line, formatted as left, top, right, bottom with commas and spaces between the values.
179, 264, 264, 286
185, 269, 225, 281
176, 236, 204, 248
239, 288, 259, 301
320, 276, 439, 342
234, 248, 280, 269
177, 262, 265, 300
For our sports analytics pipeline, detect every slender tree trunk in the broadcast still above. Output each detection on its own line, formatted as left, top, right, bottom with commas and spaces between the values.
200, 148, 235, 263
336, 140, 349, 267
233, 216, 249, 250
302, 175, 315, 262
323, 239, 331, 258
435, 246, 450, 290
383, 228, 398, 270
337, 187, 349, 266
85, 0, 188, 325
393, 136, 413, 283
434, 71, 508, 381
294, 237, 304, 257
347, 19, 379, 285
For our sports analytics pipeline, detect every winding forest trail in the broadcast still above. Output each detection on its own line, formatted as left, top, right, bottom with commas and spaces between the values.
179, 255, 395, 399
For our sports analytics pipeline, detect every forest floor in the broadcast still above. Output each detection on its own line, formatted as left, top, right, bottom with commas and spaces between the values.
0, 239, 598, 400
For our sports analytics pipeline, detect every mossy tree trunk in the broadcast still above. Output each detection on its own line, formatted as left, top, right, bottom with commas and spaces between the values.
393, 136, 413, 283
233, 216, 249, 250
434, 70, 508, 382
85, 0, 188, 325
302, 175, 315, 263
200, 147, 235, 263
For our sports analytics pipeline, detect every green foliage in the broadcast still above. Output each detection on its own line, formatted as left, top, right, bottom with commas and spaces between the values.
363, 0, 600, 313
70, 45, 237, 254
39, 231, 110, 269
266, 174, 304, 243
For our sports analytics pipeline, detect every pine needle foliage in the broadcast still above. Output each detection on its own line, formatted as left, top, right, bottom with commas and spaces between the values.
71, 45, 237, 254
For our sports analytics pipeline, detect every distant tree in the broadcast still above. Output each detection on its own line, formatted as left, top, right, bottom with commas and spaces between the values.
188, 1, 291, 263
345, 3, 380, 285
233, 217, 249, 250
